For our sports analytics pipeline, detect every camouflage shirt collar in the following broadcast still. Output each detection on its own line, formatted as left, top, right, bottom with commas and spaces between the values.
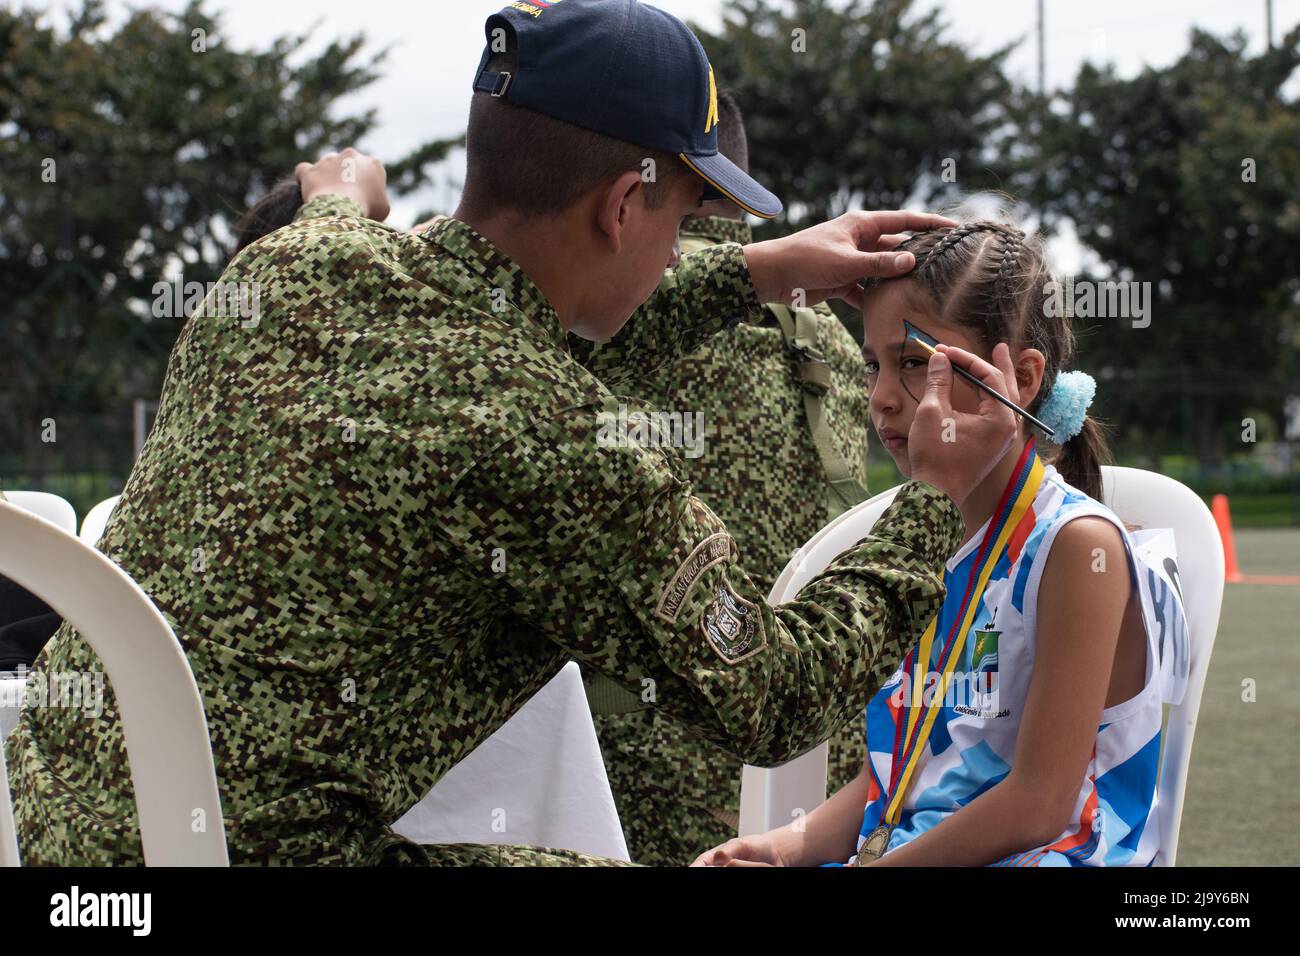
424, 217, 567, 351
680, 216, 752, 247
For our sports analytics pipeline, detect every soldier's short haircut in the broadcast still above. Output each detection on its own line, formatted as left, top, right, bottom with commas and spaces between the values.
714, 89, 748, 173
461, 50, 686, 218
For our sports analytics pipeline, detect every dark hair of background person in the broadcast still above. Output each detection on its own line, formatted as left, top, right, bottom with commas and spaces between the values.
231, 177, 303, 255
707, 89, 747, 220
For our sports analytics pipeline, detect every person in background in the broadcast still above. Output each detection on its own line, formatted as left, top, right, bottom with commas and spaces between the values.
0, 490, 61, 673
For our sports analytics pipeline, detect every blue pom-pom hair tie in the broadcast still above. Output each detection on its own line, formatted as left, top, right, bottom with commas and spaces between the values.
1035, 370, 1096, 443
901, 319, 1060, 440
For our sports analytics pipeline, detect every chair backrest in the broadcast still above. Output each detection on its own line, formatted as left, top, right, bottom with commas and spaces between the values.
741, 467, 1223, 866
0, 501, 228, 866
79, 495, 121, 545
1099, 467, 1223, 865
2, 491, 76, 535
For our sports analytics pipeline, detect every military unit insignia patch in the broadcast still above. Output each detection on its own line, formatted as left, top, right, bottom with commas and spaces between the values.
700, 576, 766, 664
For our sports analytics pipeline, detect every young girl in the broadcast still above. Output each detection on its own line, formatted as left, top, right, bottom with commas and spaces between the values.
695, 219, 1188, 867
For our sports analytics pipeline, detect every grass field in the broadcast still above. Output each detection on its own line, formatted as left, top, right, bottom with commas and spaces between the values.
1176, 528, 1300, 866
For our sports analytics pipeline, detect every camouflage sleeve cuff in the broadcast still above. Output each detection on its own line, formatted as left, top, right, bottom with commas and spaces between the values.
293, 194, 365, 222
572, 241, 766, 388
675, 241, 766, 332
868, 480, 965, 569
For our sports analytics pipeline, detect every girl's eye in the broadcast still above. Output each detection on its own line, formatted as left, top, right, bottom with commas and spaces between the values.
864, 360, 880, 375
901, 356, 928, 371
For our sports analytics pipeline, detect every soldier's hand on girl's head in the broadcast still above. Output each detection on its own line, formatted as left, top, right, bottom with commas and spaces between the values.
906, 342, 1020, 506
294, 147, 391, 222
741, 210, 957, 309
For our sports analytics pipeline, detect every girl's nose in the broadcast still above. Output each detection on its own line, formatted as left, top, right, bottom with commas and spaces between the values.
667, 235, 682, 269
869, 370, 905, 418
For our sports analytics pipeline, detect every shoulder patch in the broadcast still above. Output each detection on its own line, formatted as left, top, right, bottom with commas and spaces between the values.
700, 576, 767, 664
656, 532, 732, 623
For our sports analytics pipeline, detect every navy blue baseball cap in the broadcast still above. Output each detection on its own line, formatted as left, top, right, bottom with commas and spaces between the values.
472, 0, 783, 219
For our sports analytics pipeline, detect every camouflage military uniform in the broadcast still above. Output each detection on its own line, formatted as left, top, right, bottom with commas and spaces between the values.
5, 196, 961, 865
575, 217, 875, 865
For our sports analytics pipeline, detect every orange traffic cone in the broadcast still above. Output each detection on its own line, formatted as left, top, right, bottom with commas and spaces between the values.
1211, 494, 1243, 583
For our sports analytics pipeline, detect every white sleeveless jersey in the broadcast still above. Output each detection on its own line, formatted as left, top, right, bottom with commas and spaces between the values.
850, 464, 1189, 866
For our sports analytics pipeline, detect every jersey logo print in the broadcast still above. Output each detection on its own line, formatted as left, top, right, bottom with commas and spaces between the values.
972, 625, 1000, 694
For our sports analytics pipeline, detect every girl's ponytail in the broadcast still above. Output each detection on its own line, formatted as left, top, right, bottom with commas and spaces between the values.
1051, 415, 1113, 502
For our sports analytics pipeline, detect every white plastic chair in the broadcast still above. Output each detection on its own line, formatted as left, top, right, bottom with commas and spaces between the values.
739, 467, 1223, 867
0, 501, 228, 866
2, 491, 76, 534
79, 495, 121, 545
1099, 467, 1224, 865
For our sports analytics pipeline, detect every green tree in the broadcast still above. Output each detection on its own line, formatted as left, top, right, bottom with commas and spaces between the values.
0, 0, 459, 485
1022, 27, 1300, 465
693, 0, 1021, 235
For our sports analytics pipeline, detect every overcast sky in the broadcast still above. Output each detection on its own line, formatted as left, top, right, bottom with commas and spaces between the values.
29, 0, 1300, 266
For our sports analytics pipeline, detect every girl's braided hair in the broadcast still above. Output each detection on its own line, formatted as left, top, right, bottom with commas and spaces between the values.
867, 218, 1112, 499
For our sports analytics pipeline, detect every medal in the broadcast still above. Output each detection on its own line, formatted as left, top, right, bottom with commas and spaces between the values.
856, 825, 893, 865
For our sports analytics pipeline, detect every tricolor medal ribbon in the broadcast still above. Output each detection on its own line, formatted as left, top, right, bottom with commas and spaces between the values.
856, 439, 1043, 864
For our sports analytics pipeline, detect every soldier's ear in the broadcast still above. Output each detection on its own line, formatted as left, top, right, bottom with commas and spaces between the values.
594, 170, 645, 254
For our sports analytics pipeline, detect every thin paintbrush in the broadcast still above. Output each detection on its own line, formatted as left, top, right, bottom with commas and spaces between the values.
903, 319, 1056, 439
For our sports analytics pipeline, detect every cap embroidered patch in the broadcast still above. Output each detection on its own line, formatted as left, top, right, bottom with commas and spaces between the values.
505, 0, 563, 18
704, 66, 719, 134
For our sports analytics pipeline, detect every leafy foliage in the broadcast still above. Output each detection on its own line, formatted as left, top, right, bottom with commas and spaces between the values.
693, 0, 1020, 234
1019, 27, 1300, 462
0, 0, 456, 477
